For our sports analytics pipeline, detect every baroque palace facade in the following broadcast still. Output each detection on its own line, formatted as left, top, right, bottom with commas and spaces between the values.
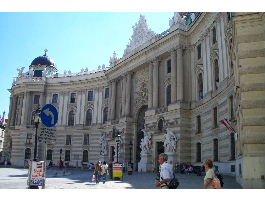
5, 12, 265, 188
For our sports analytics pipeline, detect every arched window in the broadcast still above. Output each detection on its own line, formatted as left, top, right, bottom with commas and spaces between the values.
82, 150, 88, 162
166, 85, 171, 106
198, 73, 203, 100
46, 149, 53, 160
213, 138, 218, 161
196, 143, 201, 162
68, 110, 75, 126
85, 109, 92, 126
24, 148, 31, 159
214, 59, 219, 89
103, 107, 108, 124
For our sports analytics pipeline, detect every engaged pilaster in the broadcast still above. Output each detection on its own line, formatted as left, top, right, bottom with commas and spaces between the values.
152, 59, 159, 108
177, 47, 183, 101
148, 62, 153, 109
125, 72, 132, 117
170, 49, 177, 103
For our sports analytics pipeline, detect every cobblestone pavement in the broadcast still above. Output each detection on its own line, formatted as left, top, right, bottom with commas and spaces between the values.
0, 167, 242, 189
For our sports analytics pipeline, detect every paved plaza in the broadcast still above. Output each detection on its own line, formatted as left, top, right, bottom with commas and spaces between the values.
0, 167, 242, 189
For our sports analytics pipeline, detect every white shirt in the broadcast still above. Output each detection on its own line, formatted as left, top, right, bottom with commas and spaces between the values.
160, 162, 173, 182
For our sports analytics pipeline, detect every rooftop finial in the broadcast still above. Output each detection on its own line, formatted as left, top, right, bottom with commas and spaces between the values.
44, 49, 48, 56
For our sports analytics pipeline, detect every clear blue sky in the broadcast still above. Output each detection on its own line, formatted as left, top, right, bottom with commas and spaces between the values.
0, 12, 173, 118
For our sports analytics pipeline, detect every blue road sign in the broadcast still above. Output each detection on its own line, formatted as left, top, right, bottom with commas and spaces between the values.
40, 104, 58, 127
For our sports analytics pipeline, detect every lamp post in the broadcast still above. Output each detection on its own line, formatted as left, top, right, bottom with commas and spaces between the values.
115, 133, 121, 163
33, 107, 41, 161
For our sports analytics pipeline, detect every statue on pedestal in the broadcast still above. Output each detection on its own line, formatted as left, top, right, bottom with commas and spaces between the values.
140, 129, 152, 154
163, 128, 178, 152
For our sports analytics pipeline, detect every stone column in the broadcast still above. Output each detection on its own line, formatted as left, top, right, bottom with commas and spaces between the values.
76, 91, 82, 125
110, 80, 116, 120
10, 95, 18, 126
216, 19, 224, 82
58, 92, 64, 126
80, 90, 86, 125
177, 48, 183, 101
152, 60, 159, 108
21, 91, 30, 125
121, 76, 126, 117
125, 73, 132, 117
62, 92, 69, 126
7, 95, 13, 127
93, 88, 99, 124
148, 62, 153, 109
171, 49, 177, 103
97, 88, 103, 123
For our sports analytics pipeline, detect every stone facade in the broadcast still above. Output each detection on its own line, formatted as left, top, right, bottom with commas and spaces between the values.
5, 12, 265, 188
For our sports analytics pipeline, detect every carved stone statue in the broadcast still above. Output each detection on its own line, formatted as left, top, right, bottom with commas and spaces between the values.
169, 12, 187, 30
100, 133, 108, 156
64, 70, 67, 76
17, 67, 25, 77
109, 51, 118, 67
124, 15, 156, 56
42, 68, 48, 77
163, 128, 178, 152
140, 129, 152, 154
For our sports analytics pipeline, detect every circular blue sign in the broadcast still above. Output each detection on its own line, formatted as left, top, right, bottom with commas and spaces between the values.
40, 104, 58, 127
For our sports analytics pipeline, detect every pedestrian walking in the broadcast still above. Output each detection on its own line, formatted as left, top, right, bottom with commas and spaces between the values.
94, 161, 102, 184
101, 161, 108, 184
204, 159, 218, 189
155, 153, 173, 189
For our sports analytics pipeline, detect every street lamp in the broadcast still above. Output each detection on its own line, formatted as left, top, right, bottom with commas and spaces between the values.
129, 141, 133, 164
115, 133, 121, 163
33, 107, 41, 161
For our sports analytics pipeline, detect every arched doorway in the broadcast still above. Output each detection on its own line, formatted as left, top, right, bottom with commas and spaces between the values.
135, 105, 148, 171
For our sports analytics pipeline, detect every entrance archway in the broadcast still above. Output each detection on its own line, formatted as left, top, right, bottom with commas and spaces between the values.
135, 105, 148, 171
155, 141, 164, 172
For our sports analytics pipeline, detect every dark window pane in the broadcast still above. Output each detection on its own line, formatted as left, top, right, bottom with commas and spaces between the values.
65, 150, 70, 161
198, 73, 203, 100
24, 148, 31, 159
85, 109, 92, 126
197, 44, 201, 59
196, 143, 201, 162
52, 94, 58, 103
105, 88, 110, 99
213, 139, 218, 161
82, 150, 88, 162
66, 135, 71, 145
167, 59, 171, 73
83, 134, 89, 145
214, 107, 218, 128
68, 111, 75, 126
197, 116, 201, 133
70, 93, 76, 103
87, 91, 93, 101
46, 149, 53, 160
103, 107, 108, 124
212, 27, 217, 44
34, 95, 40, 104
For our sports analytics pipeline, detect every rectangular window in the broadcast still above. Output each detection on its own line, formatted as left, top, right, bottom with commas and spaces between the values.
87, 91, 93, 101
70, 93, 76, 103
229, 96, 234, 119
213, 107, 218, 128
65, 150, 70, 161
52, 94, 58, 104
213, 138, 218, 161
212, 27, 217, 44
231, 165, 235, 172
83, 134, 89, 145
197, 44, 201, 59
197, 115, 201, 134
33, 95, 40, 104
167, 59, 171, 73
105, 88, 109, 99
66, 135, 71, 145
26, 133, 32, 144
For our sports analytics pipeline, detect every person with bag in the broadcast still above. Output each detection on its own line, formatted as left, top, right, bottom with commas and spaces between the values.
204, 159, 221, 189
101, 161, 108, 184
155, 153, 176, 189
94, 161, 102, 184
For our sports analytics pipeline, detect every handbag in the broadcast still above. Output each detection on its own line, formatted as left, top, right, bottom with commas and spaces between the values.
211, 177, 221, 189
161, 174, 180, 189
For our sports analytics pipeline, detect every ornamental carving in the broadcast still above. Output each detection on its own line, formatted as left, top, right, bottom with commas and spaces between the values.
135, 81, 148, 106
124, 15, 156, 56
210, 48, 219, 62
85, 103, 94, 110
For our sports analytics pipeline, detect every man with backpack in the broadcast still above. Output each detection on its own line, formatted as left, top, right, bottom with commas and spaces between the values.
155, 153, 177, 189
